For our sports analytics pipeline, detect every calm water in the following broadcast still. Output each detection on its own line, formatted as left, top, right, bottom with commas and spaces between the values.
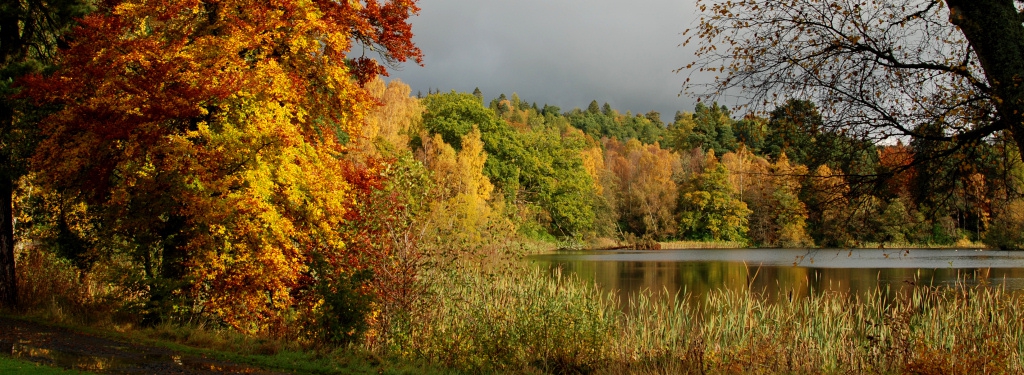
529, 248, 1024, 303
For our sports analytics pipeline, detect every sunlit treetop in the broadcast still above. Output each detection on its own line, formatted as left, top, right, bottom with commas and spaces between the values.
23, 0, 422, 195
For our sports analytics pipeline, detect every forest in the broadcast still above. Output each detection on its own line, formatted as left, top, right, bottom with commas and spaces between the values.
398, 87, 1023, 250
3, 0, 1024, 374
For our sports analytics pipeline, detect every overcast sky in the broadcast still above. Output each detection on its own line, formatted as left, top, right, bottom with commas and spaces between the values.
388, 0, 703, 120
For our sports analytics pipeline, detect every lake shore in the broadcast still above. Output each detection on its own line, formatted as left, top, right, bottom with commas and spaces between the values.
564, 238, 993, 251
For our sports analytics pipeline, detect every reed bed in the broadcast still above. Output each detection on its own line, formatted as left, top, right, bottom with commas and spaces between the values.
659, 241, 747, 249
392, 263, 1024, 374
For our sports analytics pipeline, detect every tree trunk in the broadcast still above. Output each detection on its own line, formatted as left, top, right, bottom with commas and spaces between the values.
947, 0, 1024, 158
0, 94, 15, 309
141, 214, 187, 326
0, 161, 15, 310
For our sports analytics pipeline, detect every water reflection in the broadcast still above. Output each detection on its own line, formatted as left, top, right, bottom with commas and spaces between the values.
530, 249, 1024, 306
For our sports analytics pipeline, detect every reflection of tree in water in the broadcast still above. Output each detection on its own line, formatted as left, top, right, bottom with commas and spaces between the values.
534, 250, 1024, 311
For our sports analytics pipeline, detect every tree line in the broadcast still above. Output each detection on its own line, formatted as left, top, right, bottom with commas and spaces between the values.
421, 90, 1024, 250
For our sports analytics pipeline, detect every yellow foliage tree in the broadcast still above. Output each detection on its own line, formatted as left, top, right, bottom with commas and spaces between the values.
360, 78, 424, 156
741, 153, 813, 247
417, 127, 500, 251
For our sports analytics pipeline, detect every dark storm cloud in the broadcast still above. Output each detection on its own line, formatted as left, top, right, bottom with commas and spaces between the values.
389, 0, 703, 120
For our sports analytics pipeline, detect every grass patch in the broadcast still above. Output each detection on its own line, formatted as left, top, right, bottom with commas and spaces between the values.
0, 356, 93, 375
2, 313, 455, 375
119, 327, 457, 375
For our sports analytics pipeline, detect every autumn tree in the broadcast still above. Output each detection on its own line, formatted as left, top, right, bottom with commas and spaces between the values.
417, 127, 499, 249
604, 138, 681, 240
685, 0, 1024, 168
0, 0, 93, 309
360, 77, 423, 156
806, 164, 853, 247
677, 151, 750, 242
744, 153, 813, 247
719, 146, 761, 200
21, 0, 421, 331
877, 143, 916, 200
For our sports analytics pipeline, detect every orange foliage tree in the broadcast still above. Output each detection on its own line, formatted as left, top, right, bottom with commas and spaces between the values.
20, 0, 421, 334
604, 138, 682, 240
722, 149, 811, 247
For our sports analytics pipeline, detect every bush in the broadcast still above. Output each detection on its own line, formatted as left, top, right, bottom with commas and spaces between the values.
308, 267, 375, 346
985, 199, 1024, 250
14, 246, 118, 321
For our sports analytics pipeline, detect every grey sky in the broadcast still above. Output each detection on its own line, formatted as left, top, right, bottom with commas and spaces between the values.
388, 0, 703, 121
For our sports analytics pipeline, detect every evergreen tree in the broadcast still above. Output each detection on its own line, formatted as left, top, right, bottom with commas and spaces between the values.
733, 114, 768, 152
644, 111, 664, 128
665, 103, 737, 155
764, 99, 821, 165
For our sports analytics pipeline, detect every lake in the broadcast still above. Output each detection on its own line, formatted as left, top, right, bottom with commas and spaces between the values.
529, 248, 1024, 305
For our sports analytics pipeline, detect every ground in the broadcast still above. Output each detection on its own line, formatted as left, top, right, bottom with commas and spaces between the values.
0, 317, 286, 374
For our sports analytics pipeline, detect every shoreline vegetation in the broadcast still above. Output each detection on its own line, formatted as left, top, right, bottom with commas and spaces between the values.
5, 254, 1023, 375
561, 238, 991, 252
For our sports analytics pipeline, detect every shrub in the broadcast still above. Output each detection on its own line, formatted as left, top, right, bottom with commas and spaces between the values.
984, 199, 1024, 250
308, 267, 375, 346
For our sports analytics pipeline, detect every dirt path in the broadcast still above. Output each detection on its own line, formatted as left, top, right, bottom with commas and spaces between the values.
0, 317, 289, 374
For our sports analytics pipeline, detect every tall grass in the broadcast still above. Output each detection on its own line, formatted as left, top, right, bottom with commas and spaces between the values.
394, 263, 1024, 374
392, 266, 618, 373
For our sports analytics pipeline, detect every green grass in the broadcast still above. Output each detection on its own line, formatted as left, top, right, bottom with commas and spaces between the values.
115, 327, 458, 375
0, 356, 93, 375
2, 314, 457, 375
